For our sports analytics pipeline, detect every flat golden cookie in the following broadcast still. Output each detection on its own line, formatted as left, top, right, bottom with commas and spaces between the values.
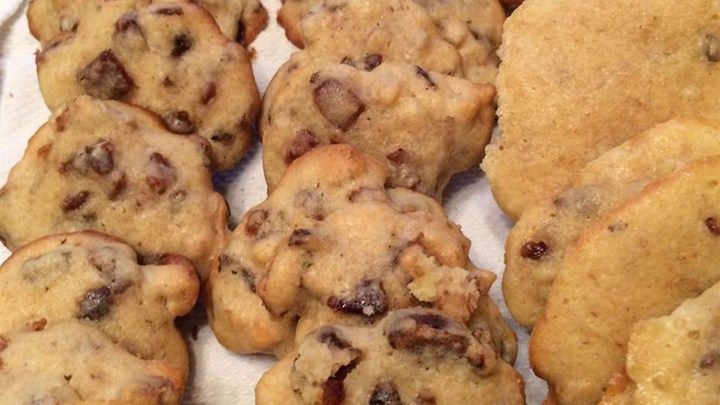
601, 282, 720, 405
530, 157, 720, 405
256, 309, 525, 405
0, 97, 228, 279
35, 1, 260, 170
27, 0, 268, 46
503, 118, 720, 327
208, 145, 516, 360
0, 231, 199, 391
0, 321, 184, 404
483, 0, 720, 219
261, 51, 496, 198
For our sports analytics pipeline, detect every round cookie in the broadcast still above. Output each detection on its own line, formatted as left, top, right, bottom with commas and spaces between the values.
529, 157, 720, 405
600, 282, 720, 405
503, 118, 720, 327
35, 1, 261, 170
0, 231, 200, 391
261, 51, 496, 198
256, 308, 525, 405
27, 0, 268, 46
484, 0, 720, 219
0, 96, 228, 279
1, 320, 184, 404
207, 144, 517, 361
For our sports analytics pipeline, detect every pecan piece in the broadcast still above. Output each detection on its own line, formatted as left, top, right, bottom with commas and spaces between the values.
77, 50, 134, 100
327, 279, 388, 316
313, 79, 365, 131
385, 311, 468, 356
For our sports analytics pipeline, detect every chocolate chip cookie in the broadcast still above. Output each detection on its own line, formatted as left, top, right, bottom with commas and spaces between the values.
256, 308, 525, 404
35, 1, 260, 170
503, 118, 720, 327
0, 231, 199, 393
0, 97, 228, 279
261, 51, 496, 198
28, 0, 268, 46
1, 320, 184, 404
530, 157, 720, 405
484, 0, 720, 219
601, 281, 720, 405
207, 145, 517, 361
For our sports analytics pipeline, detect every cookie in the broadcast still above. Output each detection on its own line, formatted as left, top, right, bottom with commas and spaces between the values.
529, 157, 720, 405
600, 282, 720, 405
0, 96, 228, 279
483, 0, 720, 219
256, 308, 525, 404
280, 0, 504, 84
207, 144, 516, 361
261, 51, 496, 198
0, 231, 199, 392
27, 0, 268, 46
503, 118, 720, 327
35, 1, 261, 170
1, 320, 184, 404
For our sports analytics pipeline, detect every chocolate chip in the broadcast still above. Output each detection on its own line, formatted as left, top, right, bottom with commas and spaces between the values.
78, 287, 113, 320
86, 141, 114, 175
288, 229, 312, 246
155, 7, 183, 16
0, 336, 7, 351
62, 190, 90, 212
415, 392, 437, 405
699, 351, 719, 369
321, 359, 359, 405
521, 241, 549, 260
386, 149, 407, 164
364, 54, 383, 71
706, 217, 720, 236
703, 33, 720, 63
115, 13, 140, 34
313, 79, 365, 131
171, 33, 193, 57
316, 326, 352, 350
386, 312, 468, 356
285, 129, 320, 164
211, 132, 233, 143
327, 279, 388, 316
235, 20, 246, 44
162, 111, 195, 134
369, 382, 402, 405
162, 76, 174, 87
201, 82, 216, 105
145, 153, 175, 194
77, 50, 134, 100
415, 66, 436, 89
245, 209, 269, 237
109, 171, 127, 200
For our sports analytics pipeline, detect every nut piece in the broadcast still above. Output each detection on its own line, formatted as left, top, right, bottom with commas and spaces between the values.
77, 50, 134, 100
312, 79, 365, 131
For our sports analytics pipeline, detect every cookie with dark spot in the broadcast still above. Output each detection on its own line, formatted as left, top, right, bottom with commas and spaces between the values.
261, 51, 496, 199
207, 145, 516, 360
601, 282, 720, 404
0, 97, 228, 279
0, 231, 199, 395
28, 0, 268, 46
531, 157, 720, 405
256, 308, 525, 404
35, 1, 260, 170
504, 118, 720, 327
0, 320, 184, 403
484, 0, 720, 220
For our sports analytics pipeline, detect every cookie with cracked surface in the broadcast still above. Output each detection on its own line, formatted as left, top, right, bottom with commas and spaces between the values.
207, 144, 516, 360
530, 157, 720, 405
503, 118, 720, 327
256, 308, 525, 405
0, 97, 228, 279
600, 282, 720, 405
0, 231, 199, 393
35, 1, 260, 170
484, 0, 720, 219
0, 320, 184, 404
261, 51, 496, 198
27, 0, 268, 46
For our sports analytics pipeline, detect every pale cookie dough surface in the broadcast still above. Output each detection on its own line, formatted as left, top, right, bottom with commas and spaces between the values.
261, 51, 496, 198
601, 282, 720, 405
0, 320, 184, 404
208, 145, 516, 361
503, 118, 720, 327
530, 157, 720, 405
0, 97, 228, 279
484, 0, 720, 219
0, 231, 199, 391
256, 308, 525, 405
27, 0, 268, 46
35, 1, 260, 170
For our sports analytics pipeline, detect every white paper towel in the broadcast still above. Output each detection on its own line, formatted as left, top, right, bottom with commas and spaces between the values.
0, 1, 547, 403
